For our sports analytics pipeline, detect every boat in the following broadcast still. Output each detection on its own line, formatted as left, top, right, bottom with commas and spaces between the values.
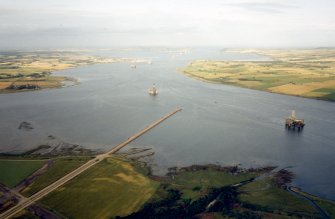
148, 84, 158, 95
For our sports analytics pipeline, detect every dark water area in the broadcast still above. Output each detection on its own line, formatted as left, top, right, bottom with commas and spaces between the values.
0, 48, 334, 200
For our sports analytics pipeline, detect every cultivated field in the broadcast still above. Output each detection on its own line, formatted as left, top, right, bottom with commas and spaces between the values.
0, 51, 144, 93
181, 49, 335, 101
2, 157, 334, 218
21, 156, 91, 197
40, 156, 159, 219
0, 159, 45, 188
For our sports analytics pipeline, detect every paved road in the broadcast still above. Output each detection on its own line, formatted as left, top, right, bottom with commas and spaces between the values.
0, 108, 181, 219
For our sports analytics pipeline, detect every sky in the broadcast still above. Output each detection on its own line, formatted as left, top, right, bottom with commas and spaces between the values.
0, 0, 334, 48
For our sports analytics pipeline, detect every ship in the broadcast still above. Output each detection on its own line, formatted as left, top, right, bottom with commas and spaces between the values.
148, 84, 158, 96
285, 110, 305, 131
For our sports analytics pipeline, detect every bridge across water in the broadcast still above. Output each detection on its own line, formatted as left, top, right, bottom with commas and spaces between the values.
0, 108, 182, 219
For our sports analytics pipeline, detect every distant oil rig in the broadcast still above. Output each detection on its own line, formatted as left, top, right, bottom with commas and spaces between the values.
148, 84, 158, 96
285, 110, 305, 131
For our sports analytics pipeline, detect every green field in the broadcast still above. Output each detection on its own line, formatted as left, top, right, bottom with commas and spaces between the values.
0, 159, 45, 188
289, 188, 335, 218
123, 167, 322, 218
238, 178, 319, 218
22, 156, 91, 197
181, 49, 335, 101
171, 169, 257, 200
316, 200, 335, 218
40, 156, 159, 219
10, 158, 334, 219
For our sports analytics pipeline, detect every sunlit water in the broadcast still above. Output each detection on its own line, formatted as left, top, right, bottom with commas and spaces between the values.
0, 48, 334, 200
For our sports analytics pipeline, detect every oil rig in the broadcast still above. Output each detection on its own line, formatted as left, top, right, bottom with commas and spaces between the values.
148, 84, 158, 96
285, 110, 305, 131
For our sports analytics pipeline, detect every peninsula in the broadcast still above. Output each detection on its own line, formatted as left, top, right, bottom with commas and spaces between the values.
0, 50, 148, 93
181, 49, 335, 101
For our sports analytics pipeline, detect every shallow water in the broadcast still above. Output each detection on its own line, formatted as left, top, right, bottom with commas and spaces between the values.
0, 48, 334, 200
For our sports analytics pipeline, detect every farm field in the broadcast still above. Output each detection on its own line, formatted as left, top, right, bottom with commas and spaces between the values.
0, 51, 143, 93
0, 159, 45, 188
39, 156, 159, 219
21, 156, 91, 197
181, 49, 335, 101
3, 158, 334, 219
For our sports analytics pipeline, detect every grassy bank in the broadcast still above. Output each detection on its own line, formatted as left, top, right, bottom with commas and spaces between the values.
289, 187, 335, 218
170, 169, 257, 201
0, 159, 45, 188
40, 156, 159, 219
238, 179, 319, 218
181, 49, 335, 101
122, 166, 322, 219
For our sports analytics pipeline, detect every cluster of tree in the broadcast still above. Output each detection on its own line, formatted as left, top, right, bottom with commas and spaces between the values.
6, 84, 40, 90
117, 176, 313, 219
0, 65, 19, 70
272, 169, 294, 188
0, 73, 23, 79
118, 186, 246, 219
0, 72, 51, 80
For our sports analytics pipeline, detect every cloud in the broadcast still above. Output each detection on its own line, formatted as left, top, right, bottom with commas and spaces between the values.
223, 1, 298, 13
0, 0, 334, 48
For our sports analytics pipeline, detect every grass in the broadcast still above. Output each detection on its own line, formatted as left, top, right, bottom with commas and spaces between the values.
21, 156, 91, 197
315, 200, 335, 218
126, 167, 319, 218
12, 158, 333, 219
238, 178, 319, 218
12, 209, 39, 219
181, 49, 335, 101
40, 156, 159, 219
171, 169, 257, 200
289, 188, 335, 218
0, 159, 45, 188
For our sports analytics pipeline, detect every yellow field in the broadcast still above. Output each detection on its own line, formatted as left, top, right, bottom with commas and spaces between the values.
40, 156, 158, 219
0, 51, 139, 93
181, 49, 335, 101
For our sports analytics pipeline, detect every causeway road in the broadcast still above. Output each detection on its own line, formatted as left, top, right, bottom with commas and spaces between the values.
0, 108, 182, 219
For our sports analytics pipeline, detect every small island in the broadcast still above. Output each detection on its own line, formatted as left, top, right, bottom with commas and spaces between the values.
181, 49, 335, 101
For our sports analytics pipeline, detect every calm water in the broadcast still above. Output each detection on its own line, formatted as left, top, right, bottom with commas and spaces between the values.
0, 48, 334, 200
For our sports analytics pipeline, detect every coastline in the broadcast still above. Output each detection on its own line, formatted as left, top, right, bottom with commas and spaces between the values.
181, 69, 335, 102
0, 145, 334, 218
0, 51, 150, 94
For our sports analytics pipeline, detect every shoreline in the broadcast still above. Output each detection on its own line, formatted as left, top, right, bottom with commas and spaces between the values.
0, 147, 334, 218
0, 51, 151, 94
0, 76, 79, 95
1, 145, 333, 202
181, 69, 335, 103
180, 49, 335, 102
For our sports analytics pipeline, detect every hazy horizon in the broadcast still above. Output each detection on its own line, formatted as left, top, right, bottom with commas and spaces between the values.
1, 0, 335, 49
